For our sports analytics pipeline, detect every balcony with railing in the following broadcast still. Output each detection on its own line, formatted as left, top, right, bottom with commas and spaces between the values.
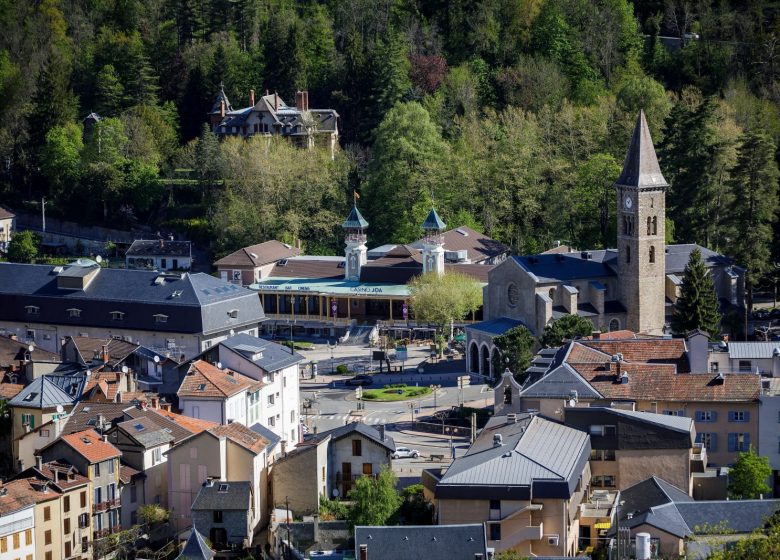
691, 443, 707, 472
92, 498, 121, 513
93, 525, 122, 539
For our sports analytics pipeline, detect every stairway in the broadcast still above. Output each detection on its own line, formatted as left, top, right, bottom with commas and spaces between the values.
342, 324, 375, 346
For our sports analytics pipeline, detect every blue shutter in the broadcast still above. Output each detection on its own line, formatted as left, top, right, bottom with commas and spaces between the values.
711, 411, 718, 422
695, 433, 702, 444
728, 411, 736, 422
711, 433, 718, 451
678, 410, 685, 417
745, 433, 751, 450
695, 411, 703, 422
744, 411, 750, 422
728, 433, 736, 452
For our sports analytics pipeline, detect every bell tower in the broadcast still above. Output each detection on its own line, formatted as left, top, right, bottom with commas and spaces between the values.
421, 208, 446, 276
615, 111, 667, 335
342, 205, 368, 281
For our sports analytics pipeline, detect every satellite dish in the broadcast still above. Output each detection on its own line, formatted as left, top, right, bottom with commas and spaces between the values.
229, 329, 235, 336
121, 365, 128, 374
331, 489, 340, 498
85, 369, 92, 376
568, 399, 576, 407
56, 404, 64, 414
153, 355, 160, 364
28, 345, 34, 352
96, 255, 103, 263
217, 361, 223, 370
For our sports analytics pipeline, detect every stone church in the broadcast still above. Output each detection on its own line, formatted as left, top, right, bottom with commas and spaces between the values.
467, 111, 745, 377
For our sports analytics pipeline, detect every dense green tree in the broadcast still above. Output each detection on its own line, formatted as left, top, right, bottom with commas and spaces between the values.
541, 315, 594, 347
728, 446, 772, 499
40, 123, 84, 203
567, 153, 621, 249
347, 466, 402, 528
7, 231, 40, 263
670, 248, 722, 337
491, 326, 535, 381
95, 64, 124, 116
408, 272, 483, 335
725, 130, 779, 313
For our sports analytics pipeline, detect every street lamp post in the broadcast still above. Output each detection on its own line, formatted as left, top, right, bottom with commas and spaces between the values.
429, 384, 441, 411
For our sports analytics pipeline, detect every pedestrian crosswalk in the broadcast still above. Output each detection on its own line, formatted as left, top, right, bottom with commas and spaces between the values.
304, 413, 393, 425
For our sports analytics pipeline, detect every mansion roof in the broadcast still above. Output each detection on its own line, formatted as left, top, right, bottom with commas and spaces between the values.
214, 240, 300, 268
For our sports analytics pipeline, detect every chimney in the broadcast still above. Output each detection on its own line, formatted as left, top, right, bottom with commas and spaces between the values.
151, 396, 159, 409
274, 92, 278, 111
359, 544, 368, 560
115, 371, 121, 383
249, 89, 255, 106
97, 414, 105, 432
102, 434, 108, 442
506, 413, 517, 424
493, 434, 503, 447
9, 334, 17, 341
304, 91, 309, 111
220, 99, 225, 118
295, 91, 302, 109
378, 425, 385, 441
592, 330, 601, 340
159, 238, 164, 249
36, 455, 43, 470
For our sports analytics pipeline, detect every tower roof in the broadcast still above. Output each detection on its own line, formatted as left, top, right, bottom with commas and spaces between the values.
209, 84, 233, 115
342, 205, 368, 229
422, 208, 446, 231
615, 111, 667, 188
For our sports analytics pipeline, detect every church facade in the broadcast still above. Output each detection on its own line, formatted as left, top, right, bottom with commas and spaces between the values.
467, 112, 745, 377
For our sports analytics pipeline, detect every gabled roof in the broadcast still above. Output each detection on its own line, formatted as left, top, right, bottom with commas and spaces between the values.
69, 336, 139, 367
125, 406, 217, 443
421, 208, 446, 231
269, 256, 346, 280
116, 416, 174, 448
0, 205, 16, 220
354, 524, 487, 560
178, 360, 259, 399
220, 333, 304, 373
306, 422, 395, 452
342, 205, 368, 229
192, 480, 251, 511
56, 429, 121, 464
9, 375, 84, 408
0, 335, 59, 368
207, 422, 269, 454
63, 402, 130, 435
0, 479, 44, 515
11, 460, 90, 492
409, 225, 509, 263
176, 528, 215, 560
209, 87, 233, 115
615, 110, 667, 189
126, 239, 191, 258
727, 342, 780, 360
214, 240, 300, 268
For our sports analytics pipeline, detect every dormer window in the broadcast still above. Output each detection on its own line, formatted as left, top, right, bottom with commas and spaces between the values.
154, 314, 168, 324
111, 311, 125, 321
227, 309, 238, 319
26, 305, 40, 315
67, 308, 82, 318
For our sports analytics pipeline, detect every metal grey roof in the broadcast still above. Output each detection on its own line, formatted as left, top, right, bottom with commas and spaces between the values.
520, 363, 602, 399
9, 375, 85, 408
0, 264, 263, 335
126, 239, 191, 257
663, 244, 733, 274
249, 422, 281, 450
465, 317, 526, 336
615, 110, 668, 188
727, 342, 780, 360
176, 528, 215, 560
191, 481, 251, 510
421, 208, 446, 230
438, 415, 589, 497
220, 333, 304, 373
354, 524, 487, 560
342, 205, 368, 229
676, 500, 780, 534
580, 406, 694, 433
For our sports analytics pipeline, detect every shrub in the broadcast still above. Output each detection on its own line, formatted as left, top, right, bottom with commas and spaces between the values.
336, 364, 349, 374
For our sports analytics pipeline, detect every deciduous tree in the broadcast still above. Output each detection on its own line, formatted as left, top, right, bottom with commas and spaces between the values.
728, 446, 772, 499
541, 315, 594, 348
7, 231, 40, 263
347, 466, 402, 528
491, 326, 535, 381
408, 272, 482, 335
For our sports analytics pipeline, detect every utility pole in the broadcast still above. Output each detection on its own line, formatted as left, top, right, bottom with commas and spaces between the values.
41, 197, 46, 232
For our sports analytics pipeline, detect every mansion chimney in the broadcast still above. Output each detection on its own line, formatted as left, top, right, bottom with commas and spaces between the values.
220, 99, 225, 118
249, 89, 255, 107
342, 204, 369, 282
421, 208, 446, 276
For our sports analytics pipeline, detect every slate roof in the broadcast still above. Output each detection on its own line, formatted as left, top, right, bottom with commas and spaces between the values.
0, 335, 59, 368
208, 422, 269, 454
219, 333, 304, 373
214, 240, 300, 268
69, 336, 139, 367
727, 342, 780, 360
342, 205, 368, 229
306, 422, 395, 452
269, 256, 345, 279
664, 244, 734, 274
57, 429, 121, 463
191, 480, 251, 511
209, 87, 233, 114
0, 205, 15, 220
615, 110, 668, 188
466, 317, 526, 336
578, 406, 694, 433
421, 208, 446, 230
116, 416, 174, 448
9, 375, 85, 408
126, 239, 191, 258
409, 226, 509, 263
675, 500, 780, 534
0, 263, 264, 335
437, 414, 590, 500
249, 422, 282, 449
178, 360, 259, 399
354, 524, 487, 560
176, 528, 215, 560
63, 402, 131, 434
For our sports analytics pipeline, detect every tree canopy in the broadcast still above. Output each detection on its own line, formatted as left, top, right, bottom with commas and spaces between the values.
491, 326, 536, 381
670, 248, 722, 337
408, 272, 483, 334
728, 446, 772, 500
7, 231, 40, 263
540, 315, 594, 347
347, 466, 402, 528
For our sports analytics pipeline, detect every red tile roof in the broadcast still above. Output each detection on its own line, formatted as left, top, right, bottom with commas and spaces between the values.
576, 338, 690, 372
152, 408, 218, 435
0, 382, 25, 399
214, 240, 300, 267
178, 360, 259, 399
37, 460, 90, 490
0, 478, 52, 515
208, 423, 268, 454
119, 464, 142, 484
60, 429, 121, 464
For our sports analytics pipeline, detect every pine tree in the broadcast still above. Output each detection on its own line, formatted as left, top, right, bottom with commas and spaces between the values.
671, 248, 722, 337
95, 64, 124, 115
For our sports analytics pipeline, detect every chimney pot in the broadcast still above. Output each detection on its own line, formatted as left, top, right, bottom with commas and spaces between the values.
359, 544, 368, 560
249, 89, 255, 106
592, 330, 601, 340
36, 455, 43, 470
220, 99, 225, 118
274, 92, 278, 111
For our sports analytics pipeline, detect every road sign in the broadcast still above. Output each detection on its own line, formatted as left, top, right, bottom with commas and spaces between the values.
355, 387, 363, 399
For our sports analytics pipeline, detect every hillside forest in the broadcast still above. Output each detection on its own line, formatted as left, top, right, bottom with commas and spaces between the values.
0, 0, 778, 297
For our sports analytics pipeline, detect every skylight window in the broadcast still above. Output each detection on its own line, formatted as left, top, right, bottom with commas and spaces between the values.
23, 392, 38, 402
227, 309, 238, 319
153, 314, 168, 324
25, 305, 40, 315
218, 484, 229, 493
110, 311, 125, 321
197, 383, 206, 391
133, 423, 145, 431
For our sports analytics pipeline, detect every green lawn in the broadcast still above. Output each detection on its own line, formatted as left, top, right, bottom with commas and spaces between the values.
361, 384, 432, 401
280, 340, 316, 350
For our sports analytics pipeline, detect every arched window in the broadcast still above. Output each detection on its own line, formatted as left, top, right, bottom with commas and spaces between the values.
647, 216, 652, 235
504, 386, 512, 405
649, 245, 656, 263
652, 216, 658, 235
626, 245, 631, 263
609, 319, 620, 332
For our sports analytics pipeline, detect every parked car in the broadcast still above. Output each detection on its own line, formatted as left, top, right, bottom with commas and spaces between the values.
393, 447, 420, 459
345, 374, 374, 386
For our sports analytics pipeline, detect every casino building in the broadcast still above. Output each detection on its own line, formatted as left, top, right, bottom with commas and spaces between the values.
218, 209, 510, 340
